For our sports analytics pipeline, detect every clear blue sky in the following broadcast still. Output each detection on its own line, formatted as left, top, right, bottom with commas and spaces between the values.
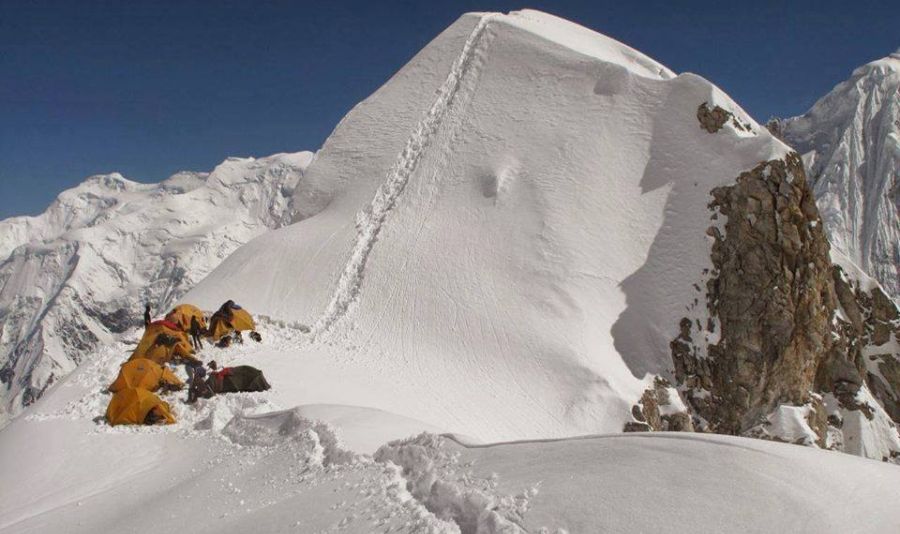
1, 0, 897, 219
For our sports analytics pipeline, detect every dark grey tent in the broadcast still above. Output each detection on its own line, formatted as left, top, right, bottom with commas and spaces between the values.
207, 366, 271, 394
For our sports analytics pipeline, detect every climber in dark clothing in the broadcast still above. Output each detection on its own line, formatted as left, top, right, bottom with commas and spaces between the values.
186, 365, 214, 404
208, 300, 239, 342
189, 315, 204, 350
143, 304, 151, 327
217, 300, 236, 322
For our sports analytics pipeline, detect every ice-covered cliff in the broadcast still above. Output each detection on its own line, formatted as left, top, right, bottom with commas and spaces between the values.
781, 51, 900, 300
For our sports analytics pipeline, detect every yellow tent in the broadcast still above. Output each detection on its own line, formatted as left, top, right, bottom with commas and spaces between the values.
207, 308, 256, 341
106, 387, 176, 426
130, 320, 197, 365
109, 358, 184, 393
165, 304, 207, 332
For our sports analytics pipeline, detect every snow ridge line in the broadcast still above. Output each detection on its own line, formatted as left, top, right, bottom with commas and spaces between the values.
311, 14, 497, 336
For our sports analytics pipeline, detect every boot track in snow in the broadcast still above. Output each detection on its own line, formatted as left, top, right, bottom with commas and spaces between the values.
311, 14, 497, 337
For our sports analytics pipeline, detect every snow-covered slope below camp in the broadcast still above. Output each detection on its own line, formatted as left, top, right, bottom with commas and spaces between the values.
186, 9, 787, 442
0, 152, 314, 424
3, 339, 900, 534
783, 51, 900, 300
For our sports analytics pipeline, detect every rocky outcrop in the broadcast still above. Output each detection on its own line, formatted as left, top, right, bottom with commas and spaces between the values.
624, 377, 694, 433
697, 103, 752, 134
832, 266, 900, 423
670, 132, 900, 459
675, 153, 840, 434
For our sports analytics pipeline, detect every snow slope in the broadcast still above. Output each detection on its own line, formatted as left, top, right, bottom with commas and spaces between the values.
783, 50, 900, 299
3, 332, 899, 534
0, 152, 313, 424
185, 9, 787, 441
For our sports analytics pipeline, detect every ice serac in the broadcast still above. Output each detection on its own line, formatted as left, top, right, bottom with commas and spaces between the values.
780, 51, 900, 300
0, 152, 314, 424
186, 10, 798, 443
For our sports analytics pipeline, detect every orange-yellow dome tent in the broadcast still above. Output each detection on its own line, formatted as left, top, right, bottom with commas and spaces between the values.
164, 304, 207, 332
130, 320, 198, 365
207, 308, 256, 341
109, 358, 184, 393
106, 387, 175, 426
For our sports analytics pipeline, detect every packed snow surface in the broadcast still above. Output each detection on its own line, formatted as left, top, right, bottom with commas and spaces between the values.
3, 325, 900, 534
186, 9, 786, 441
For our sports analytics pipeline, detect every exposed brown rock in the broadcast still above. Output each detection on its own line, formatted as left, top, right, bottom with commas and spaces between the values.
667, 146, 900, 457
697, 103, 753, 134
675, 154, 837, 436
697, 103, 730, 133
766, 117, 785, 140
829, 265, 900, 422
671, 153, 895, 444
623, 421, 651, 433
624, 377, 694, 433
807, 397, 829, 448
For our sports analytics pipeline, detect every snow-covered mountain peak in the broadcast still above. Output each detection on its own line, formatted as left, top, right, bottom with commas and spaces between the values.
187, 9, 835, 449
501, 10, 676, 80
157, 172, 208, 195
81, 171, 134, 190
207, 152, 315, 189
850, 52, 900, 89
782, 51, 900, 299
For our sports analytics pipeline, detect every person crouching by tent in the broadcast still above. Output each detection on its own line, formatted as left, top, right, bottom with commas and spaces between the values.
216, 300, 237, 324
186, 365, 214, 404
207, 300, 237, 343
189, 315, 204, 350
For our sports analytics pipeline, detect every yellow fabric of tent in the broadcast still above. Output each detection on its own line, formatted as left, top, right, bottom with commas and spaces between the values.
106, 387, 175, 426
130, 320, 197, 365
109, 358, 183, 393
165, 304, 207, 332
207, 308, 256, 341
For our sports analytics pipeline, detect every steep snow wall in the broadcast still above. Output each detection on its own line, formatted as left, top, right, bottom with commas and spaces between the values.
185, 10, 792, 441
0, 152, 314, 424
